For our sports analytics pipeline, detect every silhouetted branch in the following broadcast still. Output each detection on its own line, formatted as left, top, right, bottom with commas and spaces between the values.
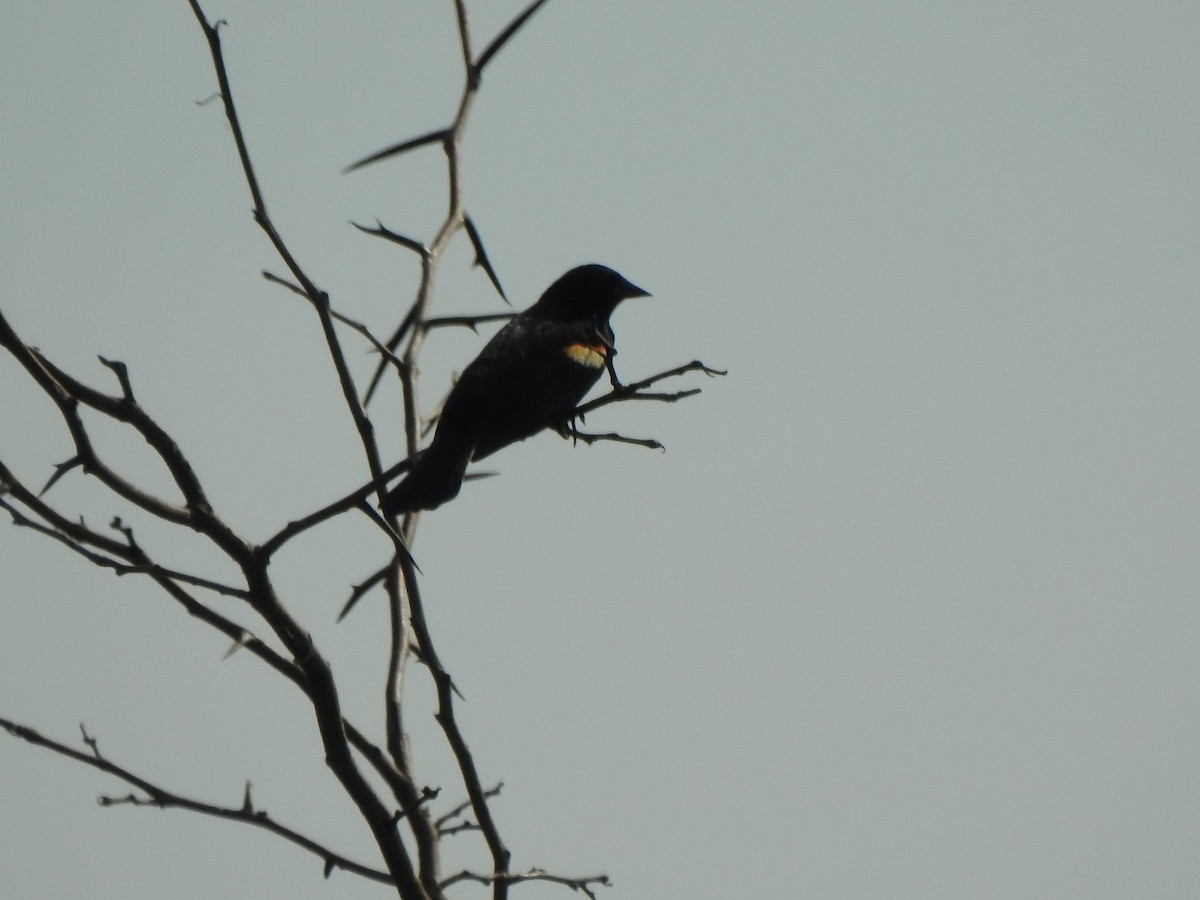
347, 0, 560, 466
397, 550, 511, 895
351, 220, 429, 257
363, 303, 420, 407
435, 783, 503, 831
341, 3, 571, 891
575, 359, 726, 419
0, 717, 394, 885
440, 867, 611, 899
0, 334, 202, 526
341, 9, 570, 895
185, 6, 429, 894
185, 0, 388, 517
262, 270, 404, 369
2, 3, 718, 899
562, 430, 665, 451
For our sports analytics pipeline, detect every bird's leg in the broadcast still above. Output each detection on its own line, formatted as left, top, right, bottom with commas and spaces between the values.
603, 342, 625, 391
557, 412, 586, 443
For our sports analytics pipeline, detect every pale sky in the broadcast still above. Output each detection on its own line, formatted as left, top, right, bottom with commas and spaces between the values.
2, 2, 1199, 898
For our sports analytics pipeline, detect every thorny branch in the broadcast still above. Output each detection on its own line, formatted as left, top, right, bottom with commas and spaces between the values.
342, 5, 575, 896
440, 868, 612, 900
1, 1, 721, 898
0, 717, 394, 885
0, 343, 428, 894
184, 5, 432, 896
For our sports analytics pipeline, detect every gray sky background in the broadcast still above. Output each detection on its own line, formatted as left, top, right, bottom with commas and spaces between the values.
2, 2, 1198, 898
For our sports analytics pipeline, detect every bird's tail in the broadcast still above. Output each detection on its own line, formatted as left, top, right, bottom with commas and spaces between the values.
381, 442, 472, 515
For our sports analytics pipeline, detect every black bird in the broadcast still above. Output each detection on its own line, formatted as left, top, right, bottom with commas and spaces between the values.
382, 263, 650, 514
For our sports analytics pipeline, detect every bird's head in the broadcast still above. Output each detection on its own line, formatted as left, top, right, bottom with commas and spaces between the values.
529, 263, 650, 322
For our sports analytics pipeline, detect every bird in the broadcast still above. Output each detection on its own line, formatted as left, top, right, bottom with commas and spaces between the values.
381, 263, 650, 515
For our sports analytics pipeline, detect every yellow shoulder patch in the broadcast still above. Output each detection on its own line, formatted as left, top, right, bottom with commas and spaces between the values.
562, 343, 607, 369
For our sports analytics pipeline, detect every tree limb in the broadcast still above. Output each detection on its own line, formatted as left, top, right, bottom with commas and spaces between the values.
0, 718, 394, 885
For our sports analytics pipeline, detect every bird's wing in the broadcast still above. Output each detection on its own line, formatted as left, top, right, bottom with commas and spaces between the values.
441, 315, 609, 461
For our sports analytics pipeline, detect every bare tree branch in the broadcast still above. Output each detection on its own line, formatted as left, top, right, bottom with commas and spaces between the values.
562, 430, 666, 451
397, 551, 512, 896
441, 867, 611, 899
185, 0, 390, 516
575, 359, 727, 419
3, 3, 715, 899
0, 718, 394, 885
350, 220, 429, 257
183, 5, 430, 894
435, 783, 503, 830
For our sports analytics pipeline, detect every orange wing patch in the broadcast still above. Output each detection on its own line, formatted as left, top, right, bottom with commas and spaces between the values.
562, 343, 607, 369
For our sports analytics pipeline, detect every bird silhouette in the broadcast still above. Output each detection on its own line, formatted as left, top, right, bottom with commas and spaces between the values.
382, 263, 649, 514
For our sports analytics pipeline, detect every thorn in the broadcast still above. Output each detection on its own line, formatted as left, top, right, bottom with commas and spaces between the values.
463, 215, 507, 303
40, 457, 81, 496
342, 128, 449, 175
222, 631, 254, 660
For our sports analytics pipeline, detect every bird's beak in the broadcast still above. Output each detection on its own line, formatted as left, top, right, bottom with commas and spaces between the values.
625, 281, 651, 300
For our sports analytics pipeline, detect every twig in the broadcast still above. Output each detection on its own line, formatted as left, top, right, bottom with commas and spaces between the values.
262, 269, 406, 375
0, 717, 393, 885
185, 1, 389, 514
574, 359, 726, 419
350, 220, 429, 257
563, 430, 665, 451
344, 7, 564, 896
398, 550, 511, 893
435, 783, 503, 830
440, 867, 611, 899
186, 6, 426, 895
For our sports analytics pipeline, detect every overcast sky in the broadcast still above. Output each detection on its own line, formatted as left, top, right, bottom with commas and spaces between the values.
2, 2, 1199, 898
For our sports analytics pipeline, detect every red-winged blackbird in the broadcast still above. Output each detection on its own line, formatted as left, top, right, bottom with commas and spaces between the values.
382, 263, 649, 514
